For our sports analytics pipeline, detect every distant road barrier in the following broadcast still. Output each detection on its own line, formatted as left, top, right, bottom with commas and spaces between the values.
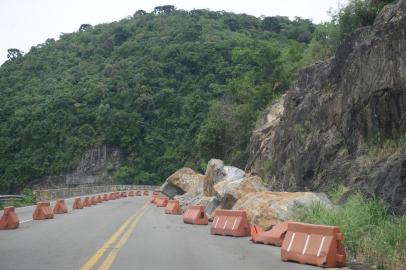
0, 195, 25, 201
33, 185, 159, 201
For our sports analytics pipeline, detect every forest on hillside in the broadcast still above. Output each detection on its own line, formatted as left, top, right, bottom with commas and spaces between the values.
0, 0, 396, 192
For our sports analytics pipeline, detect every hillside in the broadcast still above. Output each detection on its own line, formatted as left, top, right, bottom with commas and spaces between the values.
0, 7, 315, 192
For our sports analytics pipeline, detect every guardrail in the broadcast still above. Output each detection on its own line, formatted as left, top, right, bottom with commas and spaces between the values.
33, 185, 160, 201
0, 195, 25, 201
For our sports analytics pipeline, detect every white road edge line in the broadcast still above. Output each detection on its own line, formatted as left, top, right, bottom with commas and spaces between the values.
20, 219, 33, 223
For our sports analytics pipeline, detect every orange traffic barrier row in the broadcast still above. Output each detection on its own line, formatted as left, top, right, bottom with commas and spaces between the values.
33, 202, 54, 220
90, 196, 97, 205
109, 193, 116, 200
165, 200, 181, 215
281, 221, 346, 268
83, 197, 92, 207
183, 205, 208, 225
53, 199, 68, 214
150, 195, 158, 203
128, 191, 135, 196
0, 206, 19, 230
251, 222, 289, 246
73, 198, 83, 209
211, 210, 250, 237
156, 197, 168, 207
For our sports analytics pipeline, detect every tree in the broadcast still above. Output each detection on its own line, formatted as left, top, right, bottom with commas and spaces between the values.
134, 10, 146, 16
79, 24, 92, 32
154, 5, 175, 15
6, 48, 22, 60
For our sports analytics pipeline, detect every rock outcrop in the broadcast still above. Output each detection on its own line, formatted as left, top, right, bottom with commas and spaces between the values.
248, 0, 406, 213
29, 145, 121, 188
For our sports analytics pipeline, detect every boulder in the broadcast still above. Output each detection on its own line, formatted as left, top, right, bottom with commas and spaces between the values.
205, 197, 220, 216
161, 168, 204, 198
214, 175, 267, 209
203, 159, 244, 196
233, 191, 333, 229
174, 193, 214, 213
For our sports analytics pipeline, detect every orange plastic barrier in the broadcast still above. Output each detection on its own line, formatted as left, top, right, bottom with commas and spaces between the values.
109, 193, 116, 200
121, 191, 127, 197
53, 199, 68, 214
0, 206, 19, 229
83, 197, 92, 207
211, 210, 250, 237
183, 205, 208, 225
128, 191, 135, 196
136, 191, 142, 196
103, 194, 109, 201
73, 198, 83, 209
33, 202, 54, 220
156, 197, 168, 207
97, 195, 103, 203
153, 190, 160, 196
150, 195, 157, 203
90, 196, 97, 205
281, 222, 346, 268
115, 192, 120, 199
165, 200, 181, 215
251, 222, 289, 246
143, 190, 149, 196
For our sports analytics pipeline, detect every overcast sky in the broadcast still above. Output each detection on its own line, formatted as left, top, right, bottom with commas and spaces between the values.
0, 0, 347, 65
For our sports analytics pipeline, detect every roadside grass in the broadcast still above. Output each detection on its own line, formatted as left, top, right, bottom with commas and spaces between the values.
292, 193, 406, 270
360, 135, 406, 166
0, 188, 36, 210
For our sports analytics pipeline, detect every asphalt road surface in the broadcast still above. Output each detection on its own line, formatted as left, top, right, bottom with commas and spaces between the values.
0, 196, 340, 270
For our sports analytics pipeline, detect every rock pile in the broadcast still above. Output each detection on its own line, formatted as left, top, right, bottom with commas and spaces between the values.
160, 159, 333, 228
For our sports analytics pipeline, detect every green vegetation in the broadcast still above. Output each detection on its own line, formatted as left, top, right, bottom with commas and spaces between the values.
293, 193, 406, 269
326, 183, 349, 204
0, 8, 314, 192
0, 1, 398, 192
302, 0, 397, 64
0, 188, 36, 209
361, 134, 406, 164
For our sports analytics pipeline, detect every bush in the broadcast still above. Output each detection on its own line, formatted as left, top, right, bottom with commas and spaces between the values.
293, 193, 406, 269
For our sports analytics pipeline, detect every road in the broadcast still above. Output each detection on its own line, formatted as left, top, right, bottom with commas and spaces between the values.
0, 195, 327, 270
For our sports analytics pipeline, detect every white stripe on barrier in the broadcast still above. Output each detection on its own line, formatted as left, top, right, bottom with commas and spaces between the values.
214, 217, 219, 229
302, 234, 310, 255
223, 217, 228, 229
317, 236, 326, 257
287, 233, 296, 252
231, 218, 238, 231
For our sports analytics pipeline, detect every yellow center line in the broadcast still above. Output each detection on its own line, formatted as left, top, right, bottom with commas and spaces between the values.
80, 201, 150, 270
98, 204, 151, 270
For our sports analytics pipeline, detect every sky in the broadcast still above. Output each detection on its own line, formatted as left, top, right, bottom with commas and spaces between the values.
0, 0, 347, 64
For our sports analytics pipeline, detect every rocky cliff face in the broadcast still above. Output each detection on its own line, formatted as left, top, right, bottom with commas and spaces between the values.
248, 0, 406, 212
29, 145, 121, 188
